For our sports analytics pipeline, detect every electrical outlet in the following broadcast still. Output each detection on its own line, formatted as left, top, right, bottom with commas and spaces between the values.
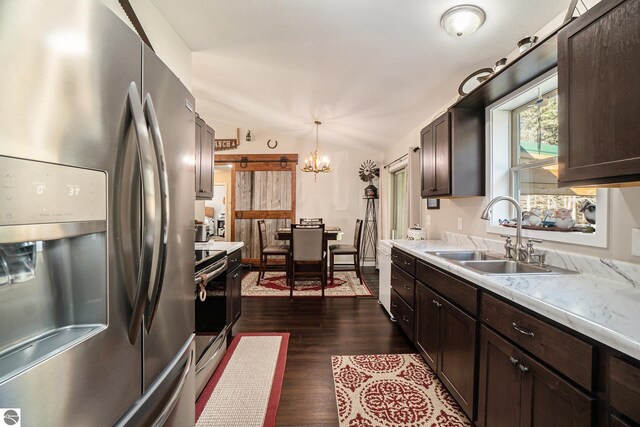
633, 228, 640, 257
425, 215, 431, 226
457, 217, 463, 230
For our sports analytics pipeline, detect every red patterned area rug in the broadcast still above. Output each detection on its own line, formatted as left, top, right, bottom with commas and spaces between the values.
242, 271, 373, 298
331, 354, 472, 427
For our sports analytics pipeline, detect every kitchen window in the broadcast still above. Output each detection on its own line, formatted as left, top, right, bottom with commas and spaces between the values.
487, 70, 608, 247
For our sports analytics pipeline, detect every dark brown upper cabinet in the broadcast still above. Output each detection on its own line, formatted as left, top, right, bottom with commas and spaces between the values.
421, 108, 484, 198
195, 114, 214, 199
558, 0, 640, 187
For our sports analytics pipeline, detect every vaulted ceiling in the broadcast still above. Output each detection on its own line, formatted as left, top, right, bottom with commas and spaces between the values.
151, 0, 568, 150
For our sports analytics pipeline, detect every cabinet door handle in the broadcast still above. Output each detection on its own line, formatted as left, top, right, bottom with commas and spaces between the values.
432, 299, 441, 307
509, 356, 519, 366
391, 302, 397, 308
403, 284, 410, 290
512, 322, 535, 339
392, 275, 398, 280
233, 273, 239, 279
392, 254, 398, 259
402, 315, 410, 323
403, 261, 411, 265
518, 364, 529, 374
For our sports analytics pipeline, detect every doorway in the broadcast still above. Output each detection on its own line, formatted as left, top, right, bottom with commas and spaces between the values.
217, 154, 298, 264
391, 167, 407, 239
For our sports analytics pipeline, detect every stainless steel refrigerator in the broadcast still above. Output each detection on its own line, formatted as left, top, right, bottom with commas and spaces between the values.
0, 1, 196, 425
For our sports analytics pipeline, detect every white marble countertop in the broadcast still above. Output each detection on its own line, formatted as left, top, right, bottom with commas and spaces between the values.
387, 238, 640, 361
195, 240, 244, 254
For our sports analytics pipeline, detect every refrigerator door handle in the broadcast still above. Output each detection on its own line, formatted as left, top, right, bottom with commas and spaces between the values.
143, 93, 170, 333
150, 348, 193, 427
126, 81, 158, 345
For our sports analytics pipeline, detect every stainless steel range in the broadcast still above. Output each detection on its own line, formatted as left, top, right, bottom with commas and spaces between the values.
194, 249, 228, 398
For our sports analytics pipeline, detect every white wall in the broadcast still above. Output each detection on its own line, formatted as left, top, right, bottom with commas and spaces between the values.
101, 0, 192, 89
199, 121, 382, 259
383, 9, 640, 263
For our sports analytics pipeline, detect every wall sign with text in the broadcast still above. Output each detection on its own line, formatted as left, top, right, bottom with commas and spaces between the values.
214, 139, 239, 151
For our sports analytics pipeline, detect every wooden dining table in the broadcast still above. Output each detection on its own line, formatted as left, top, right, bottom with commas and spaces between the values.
274, 226, 343, 253
274, 225, 342, 240
274, 226, 343, 274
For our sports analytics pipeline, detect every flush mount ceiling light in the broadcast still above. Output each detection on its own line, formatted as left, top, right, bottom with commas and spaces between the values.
441, 5, 486, 38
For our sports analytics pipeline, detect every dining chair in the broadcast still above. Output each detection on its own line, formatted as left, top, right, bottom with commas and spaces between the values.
299, 217, 323, 224
256, 220, 290, 285
329, 219, 364, 286
289, 223, 326, 299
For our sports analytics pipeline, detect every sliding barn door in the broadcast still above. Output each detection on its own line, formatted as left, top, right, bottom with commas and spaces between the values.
221, 155, 297, 264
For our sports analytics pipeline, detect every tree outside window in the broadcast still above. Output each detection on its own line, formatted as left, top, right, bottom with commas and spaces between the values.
510, 89, 596, 227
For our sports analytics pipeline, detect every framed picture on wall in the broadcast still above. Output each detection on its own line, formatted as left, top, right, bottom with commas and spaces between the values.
426, 198, 440, 210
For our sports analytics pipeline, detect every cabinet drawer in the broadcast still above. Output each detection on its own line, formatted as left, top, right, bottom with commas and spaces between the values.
227, 249, 241, 271
610, 356, 640, 424
391, 247, 415, 276
416, 260, 478, 315
391, 264, 415, 307
391, 289, 414, 340
481, 293, 594, 391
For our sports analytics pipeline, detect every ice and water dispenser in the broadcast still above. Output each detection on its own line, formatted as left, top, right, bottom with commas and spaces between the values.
0, 156, 108, 384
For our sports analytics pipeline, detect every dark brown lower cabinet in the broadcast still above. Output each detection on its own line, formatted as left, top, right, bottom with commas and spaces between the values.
391, 289, 414, 340
609, 356, 640, 425
415, 281, 476, 420
415, 283, 439, 369
610, 415, 633, 427
478, 326, 593, 427
227, 265, 242, 326
478, 325, 522, 427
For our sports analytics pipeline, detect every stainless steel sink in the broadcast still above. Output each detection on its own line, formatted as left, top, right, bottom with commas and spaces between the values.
429, 251, 502, 261
428, 251, 576, 275
458, 260, 577, 276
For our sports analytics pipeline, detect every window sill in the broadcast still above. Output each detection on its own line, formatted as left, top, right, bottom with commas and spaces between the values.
485, 224, 607, 248
484, 188, 608, 248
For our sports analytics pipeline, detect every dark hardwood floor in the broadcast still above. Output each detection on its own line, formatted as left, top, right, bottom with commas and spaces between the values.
232, 267, 416, 426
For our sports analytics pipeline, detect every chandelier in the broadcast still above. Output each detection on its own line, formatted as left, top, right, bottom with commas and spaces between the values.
301, 120, 332, 181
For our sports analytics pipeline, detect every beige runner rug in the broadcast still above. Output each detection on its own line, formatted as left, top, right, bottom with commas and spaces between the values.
332, 353, 472, 427
196, 333, 289, 427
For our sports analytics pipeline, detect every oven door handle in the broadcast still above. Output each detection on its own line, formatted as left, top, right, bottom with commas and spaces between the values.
126, 81, 157, 345
194, 258, 227, 287
143, 93, 170, 333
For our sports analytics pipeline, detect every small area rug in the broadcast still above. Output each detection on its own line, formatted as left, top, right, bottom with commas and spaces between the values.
196, 333, 289, 427
331, 353, 472, 427
242, 271, 373, 298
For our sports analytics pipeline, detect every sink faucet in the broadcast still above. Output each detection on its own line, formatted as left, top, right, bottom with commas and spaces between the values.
480, 196, 524, 261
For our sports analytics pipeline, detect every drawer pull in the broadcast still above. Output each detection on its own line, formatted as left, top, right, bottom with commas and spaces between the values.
518, 364, 530, 374
391, 302, 397, 308
509, 356, 519, 366
432, 299, 442, 307
512, 322, 535, 339
403, 261, 411, 265
403, 284, 410, 290
402, 315, 410, 323
392, 254, 398, 259
392, 275, 398, 280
